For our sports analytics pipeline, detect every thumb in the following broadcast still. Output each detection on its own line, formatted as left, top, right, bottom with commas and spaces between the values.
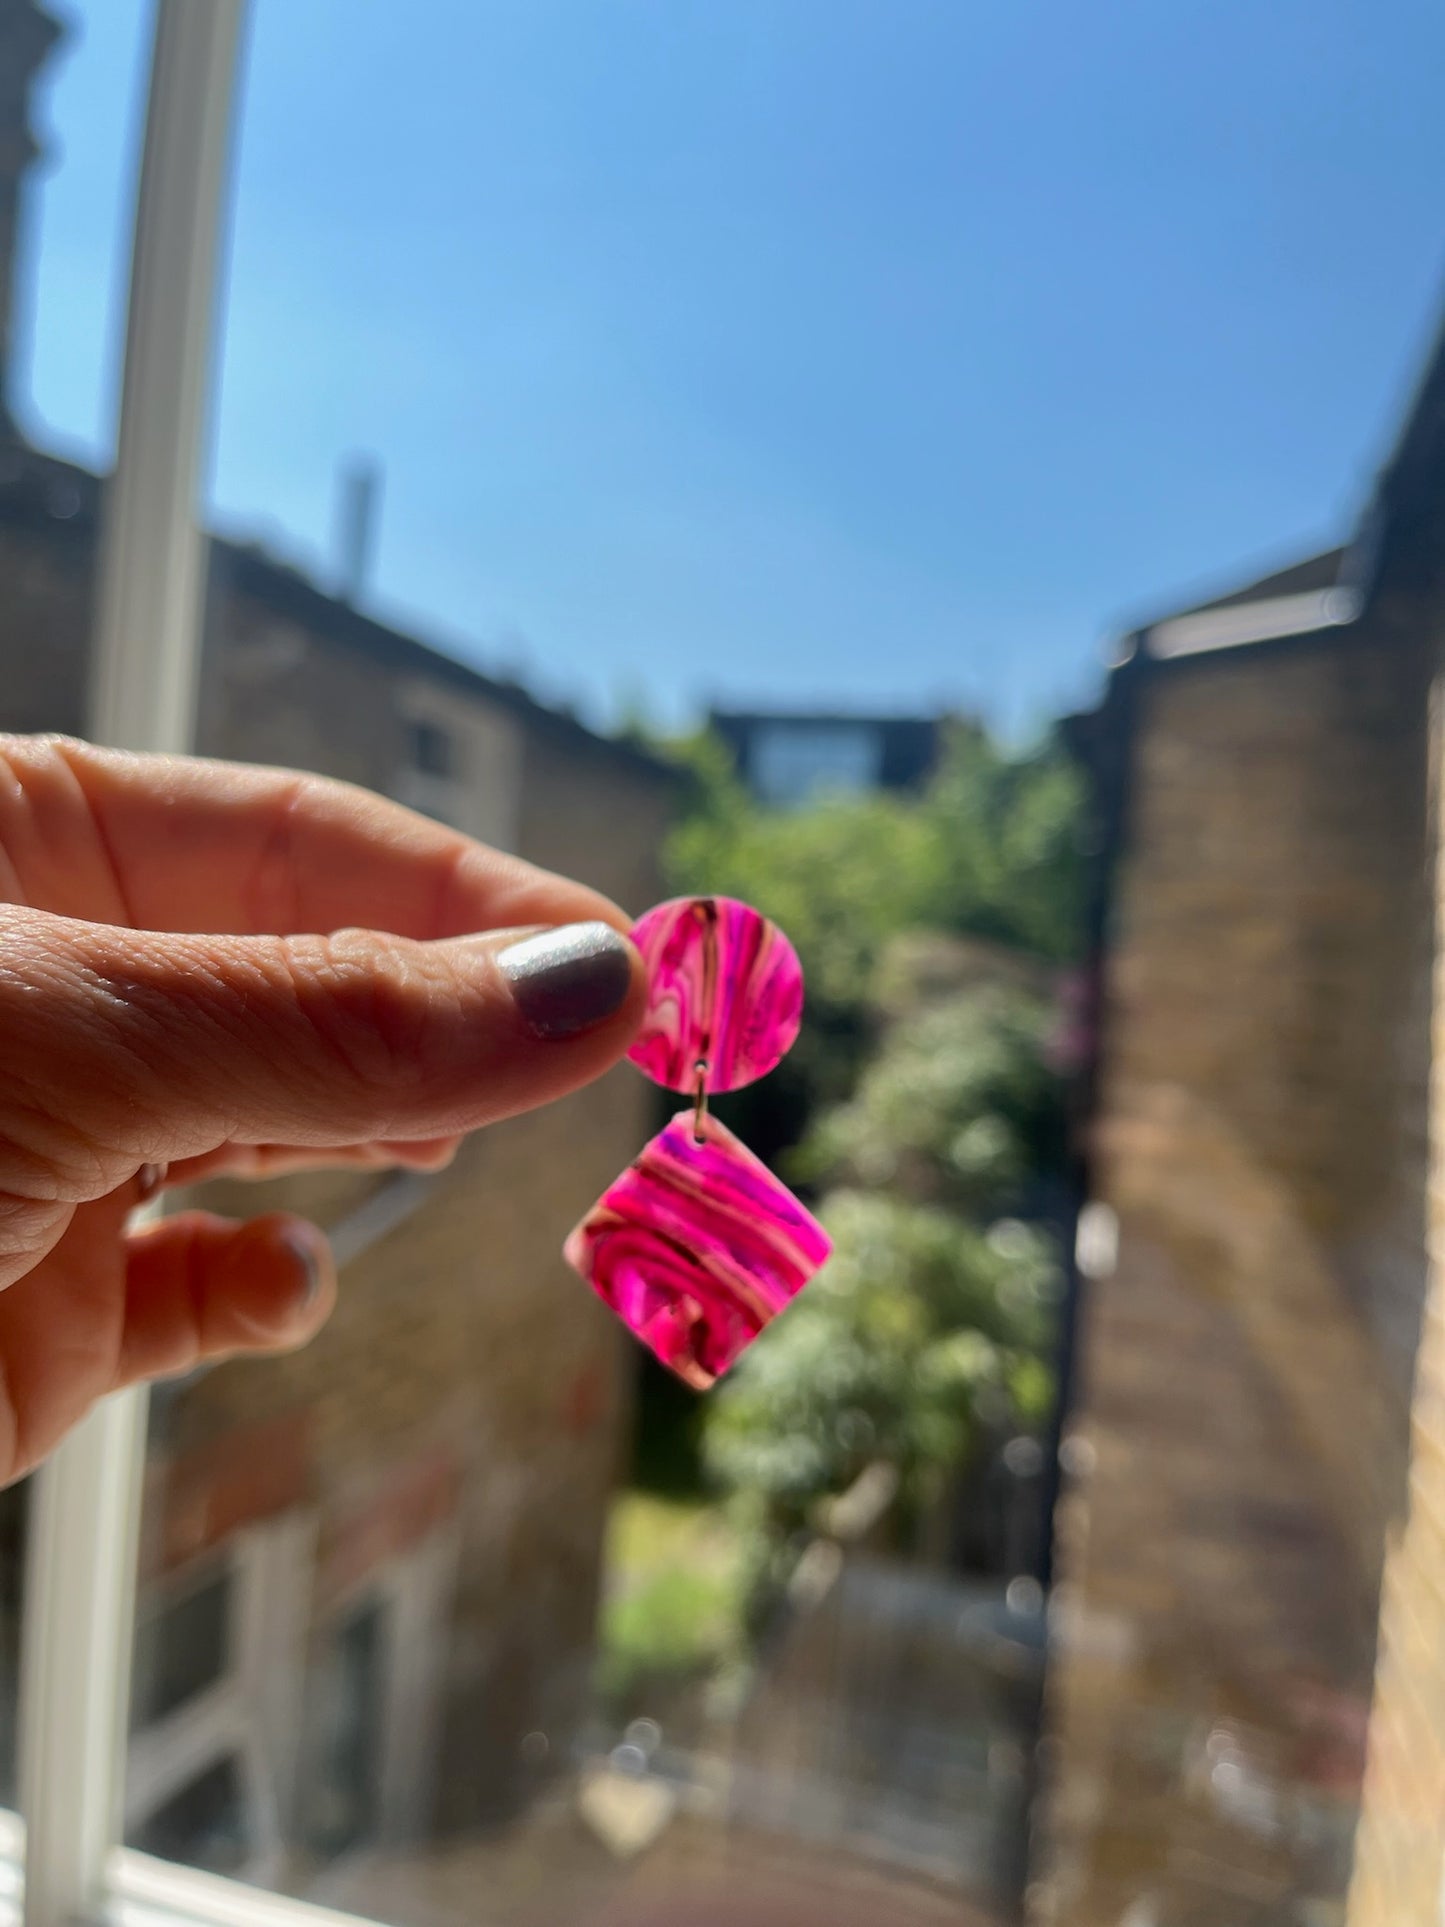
0, 907, 644, 1201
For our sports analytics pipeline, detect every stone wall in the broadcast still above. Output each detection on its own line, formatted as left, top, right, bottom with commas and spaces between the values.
1033, 619, 1435, 1926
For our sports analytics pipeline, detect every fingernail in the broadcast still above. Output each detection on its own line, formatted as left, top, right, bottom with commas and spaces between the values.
497, 921, 635, 1039
281, 1226, 331, 1316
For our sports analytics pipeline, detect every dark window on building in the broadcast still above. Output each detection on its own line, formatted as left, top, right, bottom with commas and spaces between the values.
131, 1755, 250, 1877
405, 718, 454, 779
750, 721, 882, 807
130, 1566, 233, 1731
307, 1600, 386, 1860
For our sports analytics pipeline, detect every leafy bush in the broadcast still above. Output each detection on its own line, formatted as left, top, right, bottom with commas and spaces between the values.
798, 988, 1067, 1215
630, 716, 1082, 1602
666, 723, 1083, 1008
704, 1192, 1059, 1550
596, 1494, 744, 1707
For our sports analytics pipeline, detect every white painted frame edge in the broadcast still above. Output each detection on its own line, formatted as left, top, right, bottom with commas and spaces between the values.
16, 7, 248, 1925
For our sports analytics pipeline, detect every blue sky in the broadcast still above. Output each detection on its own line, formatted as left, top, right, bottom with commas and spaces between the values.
19, 0, 1445, 735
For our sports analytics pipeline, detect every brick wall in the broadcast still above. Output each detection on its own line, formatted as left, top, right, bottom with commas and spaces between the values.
1344, 661, 1445, 1927
0, 489, 675, 1841
1033, 620, 1435, 1926
0, 511, 92, 736
170, 1065, 656, 1828
179, 583, 673, 1833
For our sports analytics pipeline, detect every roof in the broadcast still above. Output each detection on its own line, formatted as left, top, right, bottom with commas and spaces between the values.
708, 707, 954, 730
1352, 299, 1445, 602
1122, 548, 1359, 665
212, 541, 680, 783
1154, 546, 1350, 618
1111, 296, 1445, 669
0, 440, 680, 788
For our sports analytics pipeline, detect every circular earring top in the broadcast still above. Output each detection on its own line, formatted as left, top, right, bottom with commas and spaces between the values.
627, 895, 803, 1095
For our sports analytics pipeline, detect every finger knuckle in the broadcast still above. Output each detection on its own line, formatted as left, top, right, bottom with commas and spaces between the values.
0, 949, 152, 1195
286, 933, 457, 1103
0, 731, 93, 776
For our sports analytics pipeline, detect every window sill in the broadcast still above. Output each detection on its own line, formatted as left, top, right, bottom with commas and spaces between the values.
0, 1810, 388, 1927
0, 1813, 21, 1927
108, 1850, 380, 1927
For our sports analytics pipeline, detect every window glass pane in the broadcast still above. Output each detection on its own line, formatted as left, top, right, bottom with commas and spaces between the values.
405, 719, 454, 781
130, 1756, 251, 1878
750, 723, 881, 808
306, 1603, 385, 1860
130, 1567, 232, 1732
8, 2, 1445, 1925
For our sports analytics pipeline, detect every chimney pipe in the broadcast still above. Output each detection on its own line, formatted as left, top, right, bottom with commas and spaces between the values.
335, 454, 380, 603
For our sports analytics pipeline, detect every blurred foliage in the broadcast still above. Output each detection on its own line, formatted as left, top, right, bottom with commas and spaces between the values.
705, 1195, 1058, 1536
668, 734, 942, 1015
703, 996, 1065, 1604
797, 987, 1069, 1216
923, 730, 1085, 966
628, 1349, 707, 1498
665, 722, 1083, 999
662, 725, 1083, 1140
624, 715, 1083, 1626
596, 1494, 744, 1709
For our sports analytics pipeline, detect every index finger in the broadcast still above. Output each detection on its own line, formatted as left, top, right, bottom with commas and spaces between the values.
0, 736, 631, 940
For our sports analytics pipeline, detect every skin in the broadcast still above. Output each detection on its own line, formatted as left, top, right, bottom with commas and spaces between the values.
0, 733, 648, 1485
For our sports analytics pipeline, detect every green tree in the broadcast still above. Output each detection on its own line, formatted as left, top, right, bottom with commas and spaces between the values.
634, 718, 1081, 1559
921, 730, 1084, 965
664, 722, 1083, 1020
704, 1192, 1058, 1599
799, 986, 1068, 1216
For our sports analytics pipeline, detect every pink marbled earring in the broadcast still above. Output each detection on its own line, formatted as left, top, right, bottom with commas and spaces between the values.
564, 896, 831, 1390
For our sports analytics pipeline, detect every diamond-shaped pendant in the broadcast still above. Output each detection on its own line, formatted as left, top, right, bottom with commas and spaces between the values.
565, 1109, 831, 1390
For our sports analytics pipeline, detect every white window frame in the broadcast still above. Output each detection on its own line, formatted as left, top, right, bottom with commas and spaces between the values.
125, 1514, 316, 1887
299, 1522, 459, 1895
9, 8, 396, 1927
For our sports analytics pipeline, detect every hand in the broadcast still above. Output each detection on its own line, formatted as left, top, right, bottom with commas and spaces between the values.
0, 734, 647, 1482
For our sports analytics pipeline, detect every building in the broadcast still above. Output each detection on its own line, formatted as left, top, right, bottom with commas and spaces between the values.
0, 3, 678, 1890
1035, 307, 1445, 1924
707, 707, 951, 808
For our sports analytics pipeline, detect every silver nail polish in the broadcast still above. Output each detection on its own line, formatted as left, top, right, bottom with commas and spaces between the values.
497, 921, 634, 1039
